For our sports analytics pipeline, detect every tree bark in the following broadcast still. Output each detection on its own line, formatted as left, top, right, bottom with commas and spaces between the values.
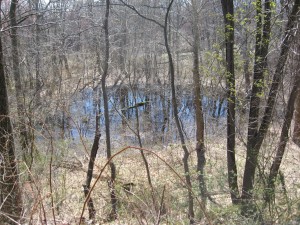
292, 27, 300, 148
191, 0, 207, 207
0, 1, 23, 221
293, 91, 300, 146
102, 0, 117, 220
247, 0, 272, 145
83, 88, 100, 220
241, 0, 272, 205
164, 0, 195, 223
242, 32, 251, 96
221, 0, 239, 204
10, 0, 30, 164
34, 0, 42, 106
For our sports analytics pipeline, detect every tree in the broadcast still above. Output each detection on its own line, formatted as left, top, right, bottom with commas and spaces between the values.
0, 0, 23, 221
242, 0, 300, 215
163, 1, 195, 223
102, 0, 118, 220
191, 0, 207, 207
293, 84, 300, 146
83, 87, 100, 221
221, 0, 239, 204
10, 0, 30, 165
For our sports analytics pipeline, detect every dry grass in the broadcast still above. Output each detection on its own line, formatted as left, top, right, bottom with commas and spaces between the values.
17, 129, 300, 224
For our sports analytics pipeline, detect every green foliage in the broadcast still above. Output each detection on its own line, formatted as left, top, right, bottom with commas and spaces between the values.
270, 1, 276, 9
211, 204, 262, 225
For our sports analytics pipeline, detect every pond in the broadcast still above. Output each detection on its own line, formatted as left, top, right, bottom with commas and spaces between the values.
63, 85, 227, 146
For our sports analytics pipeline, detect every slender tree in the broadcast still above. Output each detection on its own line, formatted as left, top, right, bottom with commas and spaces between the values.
221, 0, 239, 204
34, 0, 42, 106
10, 0, 30, 165
191, 0, 207, 207
164, 1, 195, 223
83, 87, 100, 220
102, 0, 117, 220
293, 87, 300, 146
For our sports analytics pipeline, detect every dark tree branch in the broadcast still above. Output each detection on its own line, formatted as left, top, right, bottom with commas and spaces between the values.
119, 0, 164, 28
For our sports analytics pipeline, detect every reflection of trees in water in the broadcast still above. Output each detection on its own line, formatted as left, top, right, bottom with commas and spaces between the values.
62, 86, 226, 145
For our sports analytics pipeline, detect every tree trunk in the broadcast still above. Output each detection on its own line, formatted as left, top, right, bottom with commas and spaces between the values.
242, 32, 251, 96
131, 88, 158, 212
102, 0, 117, 220
241, 0, 272, 206
10, 0, 30, 165
292, 29, 300, 148
293, 86, 300, 146
191, 0, 207, 207
35, 0, 42, 107
164, 0, 195, 223
0, 2, 23, 221
246, 0, 272, 146
83, 87, 101, 221
221, 0, 239, 204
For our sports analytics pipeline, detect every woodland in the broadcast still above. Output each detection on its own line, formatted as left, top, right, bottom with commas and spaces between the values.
0, 0, 300, 224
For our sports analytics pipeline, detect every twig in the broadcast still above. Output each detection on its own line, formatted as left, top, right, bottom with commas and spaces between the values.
45, 128, 56, 225
23, 162, 47, 225
118, 0, 164, 28
156, 185, 166, 225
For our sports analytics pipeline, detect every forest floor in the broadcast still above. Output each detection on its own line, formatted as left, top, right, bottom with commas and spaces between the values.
21, 131, 300, 225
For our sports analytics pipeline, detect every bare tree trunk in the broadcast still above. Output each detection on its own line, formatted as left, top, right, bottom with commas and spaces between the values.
291, 3, 300, 148
0, 2, 23, 221
83, 87, 100, 221
293, 86, 300, 146
34, 0, 42, 107
164, 1, 195, 223
10, 0, 30, 165
191, 0, 207, 208
119, 86, 128, 129
102, 0, 117, 220
131, 88, 158, 213
221, 0, 239, 204
293, 91, 300, 146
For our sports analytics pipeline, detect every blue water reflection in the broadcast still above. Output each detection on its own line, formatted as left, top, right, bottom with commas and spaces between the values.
66, 86, 227, 145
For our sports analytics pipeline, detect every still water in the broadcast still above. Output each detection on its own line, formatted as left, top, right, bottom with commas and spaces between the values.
63, 86, 226, 145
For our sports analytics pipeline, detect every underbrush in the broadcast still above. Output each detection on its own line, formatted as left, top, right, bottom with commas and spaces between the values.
17, 136, 300, 225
